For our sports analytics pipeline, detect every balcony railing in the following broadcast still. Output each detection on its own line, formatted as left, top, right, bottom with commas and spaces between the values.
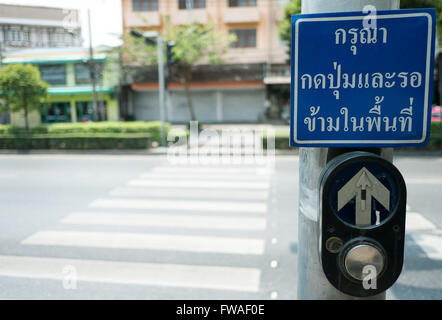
172, 9, 208, 25
124, 11, 161, 27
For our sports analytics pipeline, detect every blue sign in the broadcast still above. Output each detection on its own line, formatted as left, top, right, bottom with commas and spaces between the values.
290, 9, 436, 147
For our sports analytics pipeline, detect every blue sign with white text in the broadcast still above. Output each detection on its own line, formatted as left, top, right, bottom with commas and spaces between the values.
290, 9, 436, 147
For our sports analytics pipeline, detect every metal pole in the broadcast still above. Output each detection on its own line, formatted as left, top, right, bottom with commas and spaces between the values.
297, 0, 399, 300
88, 9, 98, 121
0, 41, 3, 67
157, 35, 167, 147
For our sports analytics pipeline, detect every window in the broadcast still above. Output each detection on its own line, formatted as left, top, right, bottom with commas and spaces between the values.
179, 0, 206, 9
39, 64, 66, 86
230, 29, 256, 48
228, 0, 256, 7
23, 30, 30, 42
6, 28, 22, 41
75, 101, 94, 122
74, 63, 91, 85
133, 0, 158, 11
42, 102, 71, 123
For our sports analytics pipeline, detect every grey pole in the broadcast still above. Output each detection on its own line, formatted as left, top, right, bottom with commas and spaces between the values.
157, 35, 167, 147
87, 9, 99, 121
297, 0, 399, 300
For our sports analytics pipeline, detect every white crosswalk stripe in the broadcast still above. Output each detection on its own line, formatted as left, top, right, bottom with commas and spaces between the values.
151, 166, 272, 175
139, 173, 270, 181
127, 179, 270, 189
62, 212, 267, 231
0, 255, 261, 292
22, 230, 265, 255
405, 178, 442, 184
89, 198, 267, 213
406, 211, 437, 232
406, 205, 442, 261
109, 187, 269, 200
409, 231, 442, 260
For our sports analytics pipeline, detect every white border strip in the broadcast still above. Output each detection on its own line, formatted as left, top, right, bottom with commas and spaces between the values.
293, 13, 433, 145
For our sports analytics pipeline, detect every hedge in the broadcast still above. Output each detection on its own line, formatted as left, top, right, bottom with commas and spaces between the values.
262, 128, 290, 150
0, 133, 151, 150
0, 121, 170, 145
429, 122, 442, 148
0, 121, 169, 150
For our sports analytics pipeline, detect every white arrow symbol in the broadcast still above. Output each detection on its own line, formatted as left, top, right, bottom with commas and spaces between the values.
338, 167, 390, 226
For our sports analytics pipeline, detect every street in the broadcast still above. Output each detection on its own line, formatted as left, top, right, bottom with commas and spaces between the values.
0, 152, 440, 299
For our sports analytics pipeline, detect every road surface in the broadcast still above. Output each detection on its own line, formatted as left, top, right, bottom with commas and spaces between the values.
0, 152, 440, 299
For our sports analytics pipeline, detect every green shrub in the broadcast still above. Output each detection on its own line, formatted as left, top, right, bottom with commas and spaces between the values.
0, 121, 162, 149
262, 128, 291, 150
46, 121, 169, 144
0, 125, 11, 134
429, 122, 442, 148
0, 121, 169, 144
0, 133, 151, 150
0, 125, 49, 135
430, 121, 441, 133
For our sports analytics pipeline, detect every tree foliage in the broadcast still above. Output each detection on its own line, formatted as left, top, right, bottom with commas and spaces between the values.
166, 22, 234, 66
120, 33, 158, 67
119, 21, 235, 121
0, 64, 49, 130
400, 0, 442, 44
278, 0, 301, 43
279, 0, 442, 45
165, 22, 236, 120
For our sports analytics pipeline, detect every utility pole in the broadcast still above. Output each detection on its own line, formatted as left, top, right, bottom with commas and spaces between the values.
157, 34, 167, 147
130, 30, 167, 147
87, 9, 98, 121
297, 0, 399, 300
0, 41, 3, 68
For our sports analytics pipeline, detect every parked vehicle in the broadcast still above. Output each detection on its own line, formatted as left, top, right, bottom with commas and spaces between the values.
432, 106, 442, 122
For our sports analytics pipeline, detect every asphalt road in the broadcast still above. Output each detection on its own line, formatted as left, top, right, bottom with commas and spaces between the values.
0, 152, 440, 299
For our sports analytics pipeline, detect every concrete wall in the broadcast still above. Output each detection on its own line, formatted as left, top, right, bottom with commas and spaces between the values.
122, 0, 288, 65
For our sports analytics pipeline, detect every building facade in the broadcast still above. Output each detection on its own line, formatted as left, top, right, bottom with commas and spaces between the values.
3, 47, 119, 128
0, 3, 82, 54
121, 0, 290, 123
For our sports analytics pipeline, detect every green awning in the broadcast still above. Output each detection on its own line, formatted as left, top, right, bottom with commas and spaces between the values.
48, 86, 113, 95
3, 54, 107, 65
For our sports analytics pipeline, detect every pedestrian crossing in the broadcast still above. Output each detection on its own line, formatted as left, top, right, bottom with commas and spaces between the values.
406, 208, 442, 261
1, 156, 442, 299
0, 162, 273, 297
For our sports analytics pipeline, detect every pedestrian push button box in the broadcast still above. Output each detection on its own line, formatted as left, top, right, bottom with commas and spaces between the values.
319, 151, 406, 297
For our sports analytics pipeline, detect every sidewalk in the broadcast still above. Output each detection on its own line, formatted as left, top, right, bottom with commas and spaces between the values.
1, 147, 442, 157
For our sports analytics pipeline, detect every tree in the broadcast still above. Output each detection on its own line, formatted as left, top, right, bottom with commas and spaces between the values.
165, 22, 235, 121
279, 0, 442, 46
401, 0, 442, 44
278, 0, 301, 45
118, 22, 235, 121
0, 64, 49, 130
